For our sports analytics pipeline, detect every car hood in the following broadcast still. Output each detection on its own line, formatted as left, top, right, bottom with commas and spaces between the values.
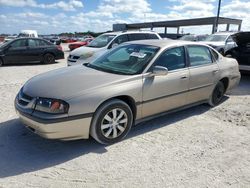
69, 41, 86, 45
232, 32, 250, 46
200, 41, 225, 47
23, 65, 133, 100
70, 46, 103, 57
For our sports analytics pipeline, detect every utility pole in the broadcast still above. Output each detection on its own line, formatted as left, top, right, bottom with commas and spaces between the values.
214, 0, 222, 33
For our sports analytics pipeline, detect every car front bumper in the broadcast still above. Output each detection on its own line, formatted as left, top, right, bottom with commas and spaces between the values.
16, 109, 92, 141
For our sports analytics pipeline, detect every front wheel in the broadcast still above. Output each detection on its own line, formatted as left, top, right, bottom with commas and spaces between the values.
208, 81, 225, 107
0, 58, 3, 67
90, 99, 133, 145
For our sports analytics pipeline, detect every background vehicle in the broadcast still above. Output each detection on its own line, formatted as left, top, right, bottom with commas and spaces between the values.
18, 30, 38, 38
68, 38, 93, 51
225, 31, 250, 71
67, 31, 162, 66
3, 35, 17, 43
15, 40, 240, 144
46, 36, 61, 45
178, 34, 208, 41
0, 38, 64, 66
202, 32, 236, 55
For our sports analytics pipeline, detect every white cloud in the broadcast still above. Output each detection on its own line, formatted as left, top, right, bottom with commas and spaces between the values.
0, 0, 84, 11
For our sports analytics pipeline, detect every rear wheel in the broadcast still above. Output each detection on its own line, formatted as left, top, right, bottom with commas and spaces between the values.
90, 99, 133, 145
209, 81, 225, 106
43, 53, 55, 64
0, 58, 3, 67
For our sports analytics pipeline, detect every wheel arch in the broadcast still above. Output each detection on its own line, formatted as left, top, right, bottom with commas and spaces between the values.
94, 95, 137, 122
219, 77, 229, 91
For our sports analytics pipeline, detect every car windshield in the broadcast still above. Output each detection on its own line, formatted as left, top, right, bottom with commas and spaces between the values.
87, 34, 115, 48
204, 35, 228, 42
86, 44, 160, 75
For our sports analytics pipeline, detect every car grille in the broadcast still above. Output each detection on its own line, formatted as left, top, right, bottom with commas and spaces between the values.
18, 89, 33, 107
69, 55, 80, 60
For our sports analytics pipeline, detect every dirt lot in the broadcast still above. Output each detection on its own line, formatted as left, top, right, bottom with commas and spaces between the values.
0, 44, 249, 188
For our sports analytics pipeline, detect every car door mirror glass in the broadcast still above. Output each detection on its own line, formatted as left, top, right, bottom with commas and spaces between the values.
151, 66, 168, 76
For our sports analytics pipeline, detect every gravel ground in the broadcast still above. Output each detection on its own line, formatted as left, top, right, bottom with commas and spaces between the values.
0, 44, 249, 188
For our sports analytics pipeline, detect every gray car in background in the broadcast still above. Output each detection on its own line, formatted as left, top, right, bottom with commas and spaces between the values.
15, 40, 240, 144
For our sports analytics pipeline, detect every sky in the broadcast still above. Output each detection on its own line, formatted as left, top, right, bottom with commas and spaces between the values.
0, 0, 249, 35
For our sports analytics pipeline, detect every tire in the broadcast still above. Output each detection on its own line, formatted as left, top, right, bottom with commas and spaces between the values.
90, 99, 133, 145
43, 53, 55, 64
0, 58, 3, 67
208, 81, 225, 107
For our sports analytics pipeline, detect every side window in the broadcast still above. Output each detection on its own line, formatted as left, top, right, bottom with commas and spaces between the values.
154, 47, 186, 71
39, 40, 50, 46
28, 39, 39, 47
128, 34, 146, 41
112, 34, 128, 45
10, 39, 27, 48
146, 34, 159, 39
187, 46, 213, 67
210, 48, 219, 62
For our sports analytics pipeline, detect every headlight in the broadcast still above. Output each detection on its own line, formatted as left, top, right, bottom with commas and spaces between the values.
35, 98, 69, 114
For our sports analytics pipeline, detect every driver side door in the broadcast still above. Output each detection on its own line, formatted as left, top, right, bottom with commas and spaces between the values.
142, 46, 190, 118
4, 39, 28, 64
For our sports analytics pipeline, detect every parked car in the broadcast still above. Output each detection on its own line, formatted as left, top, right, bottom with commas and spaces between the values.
0, 38, 64, 66
49, 36, 61, 45
68, 38, 93, 51
67, 31, 162, 66
225, 32, 250, 71
15, 40, 240, 144
178, 34, 208, 41
202, 32, 236, 55
3, 35, 17, 43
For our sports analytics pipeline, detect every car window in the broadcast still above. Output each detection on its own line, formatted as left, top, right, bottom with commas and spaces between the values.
28, 39, 40, 47
112, 34, 128, 45
11, 39, 27, 48
187, 46, 213, 66
128, 33, 146, 41
39, 40, 50, 46
226, 36, 234, 43
154, 47, 186, 71
88, 44, 160, 75
145, 34, 159, 39
210, 48, 219, 62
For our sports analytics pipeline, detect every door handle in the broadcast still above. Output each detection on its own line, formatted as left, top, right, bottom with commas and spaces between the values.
180, 75, 188, 80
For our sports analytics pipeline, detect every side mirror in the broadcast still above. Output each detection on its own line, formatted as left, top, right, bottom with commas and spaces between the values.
151, 66, 168, 76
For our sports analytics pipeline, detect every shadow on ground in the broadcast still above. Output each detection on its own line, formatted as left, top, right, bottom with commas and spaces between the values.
228, 74, 250, 96
1, 61, 60, 67
0, 103, 217, 178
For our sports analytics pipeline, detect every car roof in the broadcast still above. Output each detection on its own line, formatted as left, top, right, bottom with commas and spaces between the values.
103, 30, 158, 35
213, 32, 236, 36
125, 39, 201, 48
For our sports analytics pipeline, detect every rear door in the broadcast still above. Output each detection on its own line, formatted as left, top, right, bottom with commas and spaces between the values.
186, 45, 219, 104
4, 39, 28, 64
27, 39, 44, 63
142, 46, 190, 117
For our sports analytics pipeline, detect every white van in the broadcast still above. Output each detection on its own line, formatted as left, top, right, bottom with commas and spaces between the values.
67, 31, 162, 66
18, 30, 38, 38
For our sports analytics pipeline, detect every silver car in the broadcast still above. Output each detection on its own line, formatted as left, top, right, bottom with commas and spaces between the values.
15, 40, 241, 144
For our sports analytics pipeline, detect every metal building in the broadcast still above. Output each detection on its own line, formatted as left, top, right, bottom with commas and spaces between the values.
113, 17, 242, 38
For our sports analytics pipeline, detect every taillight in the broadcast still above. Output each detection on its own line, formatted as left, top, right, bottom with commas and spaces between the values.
57, 45, 63, 51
